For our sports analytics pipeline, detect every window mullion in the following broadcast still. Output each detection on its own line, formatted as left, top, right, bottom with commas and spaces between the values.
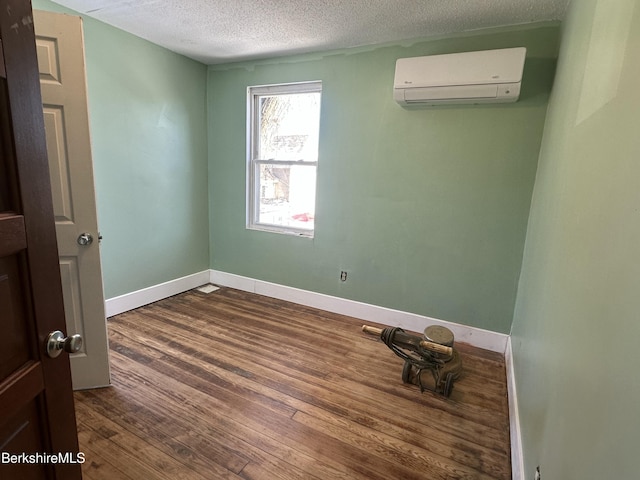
254, 160, 318, 166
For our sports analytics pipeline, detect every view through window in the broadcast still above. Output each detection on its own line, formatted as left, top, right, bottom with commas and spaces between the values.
248, 82, 322, 236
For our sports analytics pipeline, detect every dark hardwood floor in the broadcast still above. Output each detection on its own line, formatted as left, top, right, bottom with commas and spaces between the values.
74, 287, 511, 479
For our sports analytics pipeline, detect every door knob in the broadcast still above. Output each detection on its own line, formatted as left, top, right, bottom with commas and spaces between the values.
46, 330, 83, 358
77, 233, 93, 246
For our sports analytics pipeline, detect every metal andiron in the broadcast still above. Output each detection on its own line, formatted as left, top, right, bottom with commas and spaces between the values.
362, 324, 462, 397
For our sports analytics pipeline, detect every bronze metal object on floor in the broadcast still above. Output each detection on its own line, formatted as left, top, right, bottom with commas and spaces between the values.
362, 324, 463, 397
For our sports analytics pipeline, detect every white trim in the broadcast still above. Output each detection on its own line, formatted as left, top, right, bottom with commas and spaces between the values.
105, 270, 210, 317
505, 337, 524, 480
209, 269, 508, 353
105, 269, 509, 353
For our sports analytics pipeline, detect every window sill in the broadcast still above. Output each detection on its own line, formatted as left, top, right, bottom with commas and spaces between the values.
247, 224, 314, 238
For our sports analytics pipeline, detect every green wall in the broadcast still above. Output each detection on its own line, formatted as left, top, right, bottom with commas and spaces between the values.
511, 0, 640, 477
33, 0, 210, 298
28, 1, 640, 473
208, 26, 559, 333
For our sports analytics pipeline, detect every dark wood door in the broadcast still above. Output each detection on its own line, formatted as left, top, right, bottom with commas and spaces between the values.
0, 0, 81, 479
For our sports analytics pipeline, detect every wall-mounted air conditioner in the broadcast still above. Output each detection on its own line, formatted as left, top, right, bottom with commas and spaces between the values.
393, 47, 526, 106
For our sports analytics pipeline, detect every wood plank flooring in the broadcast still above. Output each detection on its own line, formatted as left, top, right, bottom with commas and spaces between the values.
74, 287, 511, 479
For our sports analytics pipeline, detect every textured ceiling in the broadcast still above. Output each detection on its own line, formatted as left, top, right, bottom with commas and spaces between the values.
51, 0, 569, 65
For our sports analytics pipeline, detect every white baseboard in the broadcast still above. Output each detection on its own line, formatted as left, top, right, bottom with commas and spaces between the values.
105, 270, 210, 317
105, 269, 509, 353
209, 269, 508, 353
505, 337, 524, 480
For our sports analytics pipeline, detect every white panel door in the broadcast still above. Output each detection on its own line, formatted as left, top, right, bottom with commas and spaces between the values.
34, 9, 110, 390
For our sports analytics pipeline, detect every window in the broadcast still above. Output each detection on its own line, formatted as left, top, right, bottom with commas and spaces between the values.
247, 81, 322, 236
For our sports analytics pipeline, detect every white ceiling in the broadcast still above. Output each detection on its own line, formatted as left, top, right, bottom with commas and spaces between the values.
52, 0, 569, 65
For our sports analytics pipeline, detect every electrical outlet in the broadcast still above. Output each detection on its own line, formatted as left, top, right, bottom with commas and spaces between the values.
534, 466, 541, 480
340, 271, 347, 282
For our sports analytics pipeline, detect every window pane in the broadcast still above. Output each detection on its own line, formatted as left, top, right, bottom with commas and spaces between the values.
258, 92, 320, 162
258, 163, 316, 230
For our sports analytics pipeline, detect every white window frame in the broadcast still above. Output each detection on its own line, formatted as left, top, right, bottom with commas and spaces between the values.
246, 81, 322, 237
